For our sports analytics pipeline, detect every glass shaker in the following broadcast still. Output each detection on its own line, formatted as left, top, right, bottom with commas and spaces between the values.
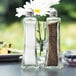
45, 8, 63, 69
21, 9, 38, 70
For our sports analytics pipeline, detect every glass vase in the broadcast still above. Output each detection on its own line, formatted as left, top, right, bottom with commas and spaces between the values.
36, 21, 48, 68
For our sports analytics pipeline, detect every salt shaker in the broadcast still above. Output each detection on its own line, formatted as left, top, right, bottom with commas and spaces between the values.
22, 9, 38, 69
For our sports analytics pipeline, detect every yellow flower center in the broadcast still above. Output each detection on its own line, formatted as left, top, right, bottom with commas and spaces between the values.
34, 9, 41, 13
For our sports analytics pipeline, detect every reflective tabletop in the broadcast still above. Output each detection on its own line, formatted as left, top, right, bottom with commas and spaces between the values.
0, 62, 76, 76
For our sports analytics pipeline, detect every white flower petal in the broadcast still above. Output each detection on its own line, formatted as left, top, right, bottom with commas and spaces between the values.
15, 13, 22, 17
24, 2, 31, 8
16, 7, 26, 17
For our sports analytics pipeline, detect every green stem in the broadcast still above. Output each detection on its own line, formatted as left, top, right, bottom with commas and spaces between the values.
38, 20, 41, 41
40, 40, 43, 56
37, 20, 44, 56
43, 21, 46, 40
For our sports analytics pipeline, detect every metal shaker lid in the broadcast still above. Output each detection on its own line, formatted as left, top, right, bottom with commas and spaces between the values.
26, 9, 34, 17
48, 8, 58, 17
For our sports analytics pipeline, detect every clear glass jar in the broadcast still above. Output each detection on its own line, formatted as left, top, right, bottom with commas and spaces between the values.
44, 8, 63, 69
21, 10, 38, 70
36, 21, 47, 68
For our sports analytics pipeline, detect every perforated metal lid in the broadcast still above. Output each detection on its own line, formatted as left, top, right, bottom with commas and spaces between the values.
48, 8, 58, 17
26, 9, 34, 17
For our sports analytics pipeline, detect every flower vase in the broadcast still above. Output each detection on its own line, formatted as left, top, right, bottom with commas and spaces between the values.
36, 21, 48, 68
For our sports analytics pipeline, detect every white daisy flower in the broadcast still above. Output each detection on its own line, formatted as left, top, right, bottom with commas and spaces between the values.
15, 7, 26, 17
24, 1, 50, 16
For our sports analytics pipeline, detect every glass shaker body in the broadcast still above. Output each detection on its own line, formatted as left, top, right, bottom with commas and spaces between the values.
45, 16, 63, 69
22, 16, 38, 69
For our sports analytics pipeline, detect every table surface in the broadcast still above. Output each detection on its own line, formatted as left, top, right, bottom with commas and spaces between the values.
0, 62, 76, 76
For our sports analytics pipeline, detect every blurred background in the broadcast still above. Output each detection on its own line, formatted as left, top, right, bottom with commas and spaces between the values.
0, 0, 76, 54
